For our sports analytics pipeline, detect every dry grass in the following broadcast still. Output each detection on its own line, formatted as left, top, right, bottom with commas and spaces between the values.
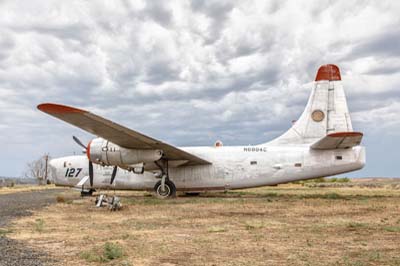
8, 184, 400, 266
0, 184, 63, 195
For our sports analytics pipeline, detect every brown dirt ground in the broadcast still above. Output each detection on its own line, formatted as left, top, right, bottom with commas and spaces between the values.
7, 184, 400, 266
0, 185, 64, 195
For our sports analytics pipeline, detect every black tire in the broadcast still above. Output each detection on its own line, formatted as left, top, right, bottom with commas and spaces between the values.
154, 179, 176, 199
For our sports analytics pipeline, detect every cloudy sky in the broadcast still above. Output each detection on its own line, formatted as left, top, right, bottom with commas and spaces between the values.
0, 0, 399, 177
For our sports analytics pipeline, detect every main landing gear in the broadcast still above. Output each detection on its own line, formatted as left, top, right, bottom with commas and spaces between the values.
154, 159, 176, 198
154, 179, 176, 199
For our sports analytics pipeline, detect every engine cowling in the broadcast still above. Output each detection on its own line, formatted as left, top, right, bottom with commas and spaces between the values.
87, 138, 163, 167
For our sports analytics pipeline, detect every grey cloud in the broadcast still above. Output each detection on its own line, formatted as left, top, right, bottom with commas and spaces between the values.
190, 0, 235, 21
190, 0, 235, 45
143, 2, 172, 26
363, 65, 400, 75
350, 28, 400, 59
11, 24, 92, 43
0, 31, 15, 62
349, 91, 400, 112
145, 60, 180, 85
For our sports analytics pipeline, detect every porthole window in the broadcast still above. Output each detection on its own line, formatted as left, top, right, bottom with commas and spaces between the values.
336, 156, 343, 160
250, 161, 257, 165
294, 163, 302, 167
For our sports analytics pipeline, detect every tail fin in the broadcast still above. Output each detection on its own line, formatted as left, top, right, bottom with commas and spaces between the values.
270, 64, 353, 145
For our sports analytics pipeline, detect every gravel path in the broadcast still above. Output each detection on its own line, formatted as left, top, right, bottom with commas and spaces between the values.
0, 189, 66, 266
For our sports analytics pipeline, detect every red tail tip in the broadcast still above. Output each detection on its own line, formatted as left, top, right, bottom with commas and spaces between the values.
315, 64, 341, 81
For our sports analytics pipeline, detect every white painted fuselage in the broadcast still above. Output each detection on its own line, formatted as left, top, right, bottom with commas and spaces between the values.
50, 144, 365, 192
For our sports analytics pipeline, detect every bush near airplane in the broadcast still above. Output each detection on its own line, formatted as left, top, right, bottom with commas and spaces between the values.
38, 64, 365, 198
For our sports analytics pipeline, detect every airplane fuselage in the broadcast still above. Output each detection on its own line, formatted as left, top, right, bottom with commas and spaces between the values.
50, 143, 365, 192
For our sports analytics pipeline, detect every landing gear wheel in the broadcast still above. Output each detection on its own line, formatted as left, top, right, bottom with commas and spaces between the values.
154, 180, 176, 199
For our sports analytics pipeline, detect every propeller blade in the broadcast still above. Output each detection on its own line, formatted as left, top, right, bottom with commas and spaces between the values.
89, 161, 94, 187
110, 166, 118, 185
73, 136, 87, 150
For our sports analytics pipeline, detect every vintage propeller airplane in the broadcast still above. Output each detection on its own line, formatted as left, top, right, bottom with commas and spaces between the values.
39, 64, 365, 198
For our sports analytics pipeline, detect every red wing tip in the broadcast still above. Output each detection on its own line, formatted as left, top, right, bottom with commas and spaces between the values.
37, 103, 86, 114
328, 132, 363, 138
315, 64, 341, 81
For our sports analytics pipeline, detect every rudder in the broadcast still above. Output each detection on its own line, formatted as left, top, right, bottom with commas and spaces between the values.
270, 64, 353, 145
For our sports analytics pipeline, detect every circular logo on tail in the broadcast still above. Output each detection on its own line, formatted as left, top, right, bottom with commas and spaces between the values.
311, 110, 325, 122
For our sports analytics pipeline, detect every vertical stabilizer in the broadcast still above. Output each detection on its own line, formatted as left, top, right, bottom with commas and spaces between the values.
269, 64, 353, 145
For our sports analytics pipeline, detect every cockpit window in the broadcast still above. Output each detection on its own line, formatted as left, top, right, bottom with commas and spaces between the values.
63, 161, 67, 168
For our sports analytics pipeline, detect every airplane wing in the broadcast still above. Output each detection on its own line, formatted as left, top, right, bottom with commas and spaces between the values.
311, 132, 363, 150
37, 103, 211, 166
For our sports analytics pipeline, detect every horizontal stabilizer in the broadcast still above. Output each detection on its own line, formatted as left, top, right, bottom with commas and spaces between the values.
76, 176, 89, 187
311, 132, 363, 150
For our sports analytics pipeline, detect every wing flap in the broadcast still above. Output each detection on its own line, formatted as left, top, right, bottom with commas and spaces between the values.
38, 103, 211, 166
311, 132, 363, 150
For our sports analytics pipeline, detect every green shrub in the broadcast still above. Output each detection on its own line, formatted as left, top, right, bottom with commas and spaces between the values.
291, 177, 327, 184
0, 229, 12, 236
383, 226, 400, 232
80, 251, 102, 262
328, 177, 350, 183
324, 193, 341, 199
347, 222, 368, 230
80, 242, 124, 263
208, 226, 227, 233
34, 219, 45, 233
244, 221, 264, 230
103, 242, 124, 260
313, 177, 327, 183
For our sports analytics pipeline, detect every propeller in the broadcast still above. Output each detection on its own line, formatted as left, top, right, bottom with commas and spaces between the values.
73, 136, 118, 187
73, 136, 94, 187
110, 166, 118, 185
89, 160, 94, 187
73, 136, 87, 150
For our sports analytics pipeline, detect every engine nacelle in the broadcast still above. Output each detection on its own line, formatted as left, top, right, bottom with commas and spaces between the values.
87, 138, 163, 167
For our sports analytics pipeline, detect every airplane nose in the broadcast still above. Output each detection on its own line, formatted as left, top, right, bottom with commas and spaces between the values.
48, 159, 58, 181
49, 159, 56, 168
